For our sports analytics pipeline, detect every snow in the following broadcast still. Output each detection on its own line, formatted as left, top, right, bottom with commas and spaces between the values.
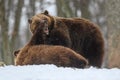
0, 65, 120, 80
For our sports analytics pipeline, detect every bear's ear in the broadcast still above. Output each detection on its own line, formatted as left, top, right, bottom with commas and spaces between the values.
44, 10, 49, 15
14, 50, 20, 57
28, 18, 32, 24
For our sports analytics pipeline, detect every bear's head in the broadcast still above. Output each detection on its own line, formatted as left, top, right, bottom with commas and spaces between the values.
28, 10, 54, 35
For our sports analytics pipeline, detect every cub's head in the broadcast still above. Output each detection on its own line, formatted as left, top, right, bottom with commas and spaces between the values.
28, 10, 54, 35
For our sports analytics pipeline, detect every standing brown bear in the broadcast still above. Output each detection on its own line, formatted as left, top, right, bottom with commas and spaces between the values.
28, 10, 104, 67
14, 22, 88, 68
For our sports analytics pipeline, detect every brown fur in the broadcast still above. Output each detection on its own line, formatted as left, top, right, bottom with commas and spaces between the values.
15, 45, 88, 68
28, 10, 104, 67
14, 24, 88, 68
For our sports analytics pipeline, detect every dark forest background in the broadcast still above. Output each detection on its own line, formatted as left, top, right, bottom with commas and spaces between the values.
0, 0, 120, 68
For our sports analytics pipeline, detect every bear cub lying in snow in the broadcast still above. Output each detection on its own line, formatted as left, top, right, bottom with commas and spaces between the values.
14, 20, 88, 68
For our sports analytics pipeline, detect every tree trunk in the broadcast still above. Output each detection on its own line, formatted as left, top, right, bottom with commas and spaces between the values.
10, 0, 24, 64
56, 0, 74, 17
105, 0, 120, 68
79, 0, 91, 19
0, 28, 2, 61
0, 0, 11, 64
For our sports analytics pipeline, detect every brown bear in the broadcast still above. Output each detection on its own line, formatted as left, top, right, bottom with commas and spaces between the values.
28, 10, 104, 68
14, 23, 88, 68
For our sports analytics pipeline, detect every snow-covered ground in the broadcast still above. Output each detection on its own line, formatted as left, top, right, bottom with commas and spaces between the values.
0, 65, 120, 80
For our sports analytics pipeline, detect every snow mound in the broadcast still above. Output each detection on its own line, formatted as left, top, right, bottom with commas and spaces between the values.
0, 65, 120, 80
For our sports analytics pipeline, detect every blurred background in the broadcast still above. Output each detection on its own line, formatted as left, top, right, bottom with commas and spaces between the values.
0, 0, 120, 68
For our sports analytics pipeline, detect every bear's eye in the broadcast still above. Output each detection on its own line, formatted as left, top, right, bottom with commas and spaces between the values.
36, 21, 40, 24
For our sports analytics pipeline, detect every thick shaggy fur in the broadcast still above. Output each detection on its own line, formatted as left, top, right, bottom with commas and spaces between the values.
14, 25, 88, 68
29, 10, 104, 67
15, 45, 88, 68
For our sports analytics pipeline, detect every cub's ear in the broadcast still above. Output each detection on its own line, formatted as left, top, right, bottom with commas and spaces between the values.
28, 18, 32, 24
44, 10, 49, 15
14, 50, 20, 57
